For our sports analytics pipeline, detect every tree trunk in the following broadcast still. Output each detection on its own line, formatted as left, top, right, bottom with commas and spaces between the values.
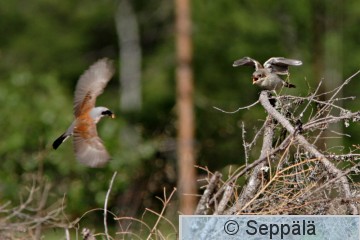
114, 0, 142, 223
175, 0, 197, 214
115, 0, 142, 112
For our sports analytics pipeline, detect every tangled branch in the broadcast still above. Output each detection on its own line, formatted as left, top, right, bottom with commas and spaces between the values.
197, 70, 360, 216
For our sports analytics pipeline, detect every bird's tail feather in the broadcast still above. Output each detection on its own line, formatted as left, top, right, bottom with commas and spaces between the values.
52, 134, 70, 149
284, 82, 296, 88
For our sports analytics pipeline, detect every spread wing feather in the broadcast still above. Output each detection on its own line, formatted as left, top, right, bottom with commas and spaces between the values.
263, 57, 302, 75
232, 57, 263, 71
73, 123, 110, 168
73, 58, 115, 117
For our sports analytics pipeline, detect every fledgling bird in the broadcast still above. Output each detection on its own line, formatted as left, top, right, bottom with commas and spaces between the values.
53, 58, 115, 168
233, 57, 302, 90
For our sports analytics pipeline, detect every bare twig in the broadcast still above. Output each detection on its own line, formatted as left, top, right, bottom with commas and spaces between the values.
213, 100, 259, 114
301, 161, 360, 200
65, 228, 70, 240
304, 111, 360, 130
311, 70, 360, 127
115, 216, 152, 234
146, 188, 177, 240
241, 122, 249, 167
104, 171, 118, 240
298, 80, 323, 118
328, 70, 360, 102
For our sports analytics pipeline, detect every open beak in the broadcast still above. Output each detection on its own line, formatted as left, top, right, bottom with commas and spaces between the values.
252, 77, 257, 84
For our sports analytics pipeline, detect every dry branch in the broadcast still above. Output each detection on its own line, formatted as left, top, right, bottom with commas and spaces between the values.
0, 177, 68, 239
234, 115, 275, 211
259, 91, 358, 214
194, 171, 222, 215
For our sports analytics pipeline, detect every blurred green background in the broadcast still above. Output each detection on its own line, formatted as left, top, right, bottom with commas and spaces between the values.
1, 0, 360, 236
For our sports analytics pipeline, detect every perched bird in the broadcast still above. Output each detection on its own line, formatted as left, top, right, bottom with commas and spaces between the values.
53, 58, 115, 168
233, 57, 302, 90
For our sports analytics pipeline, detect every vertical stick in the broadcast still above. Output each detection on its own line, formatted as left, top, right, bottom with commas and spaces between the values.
175, 0, 197, 214
104, 171, 117, 239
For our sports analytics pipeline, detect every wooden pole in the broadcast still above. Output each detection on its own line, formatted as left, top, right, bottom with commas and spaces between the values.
175, 0, 197, 214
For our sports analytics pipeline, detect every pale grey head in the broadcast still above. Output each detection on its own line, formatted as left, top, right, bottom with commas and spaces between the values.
90, 106, 115, 123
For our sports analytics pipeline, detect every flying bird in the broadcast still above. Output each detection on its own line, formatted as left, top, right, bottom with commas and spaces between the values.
233, 57, 302, 90
53, 58, 115, 167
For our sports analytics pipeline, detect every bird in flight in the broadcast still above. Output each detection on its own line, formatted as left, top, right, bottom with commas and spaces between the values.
233, 57, 302, 90
53, 58, 115, 167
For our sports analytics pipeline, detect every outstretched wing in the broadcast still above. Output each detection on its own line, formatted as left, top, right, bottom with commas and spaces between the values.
74, 58, 115, 117
73, 121, 110, 168
263, 57, 302, 75
232, 57, 263, 71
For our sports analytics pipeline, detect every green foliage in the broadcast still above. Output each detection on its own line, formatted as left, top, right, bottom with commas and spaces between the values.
0, 72, 69, 181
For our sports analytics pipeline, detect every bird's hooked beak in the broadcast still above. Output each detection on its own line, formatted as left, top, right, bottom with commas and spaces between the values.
102, 110, 116, 119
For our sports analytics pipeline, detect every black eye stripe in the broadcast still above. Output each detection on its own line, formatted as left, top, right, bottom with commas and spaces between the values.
102, 110, 112, 115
